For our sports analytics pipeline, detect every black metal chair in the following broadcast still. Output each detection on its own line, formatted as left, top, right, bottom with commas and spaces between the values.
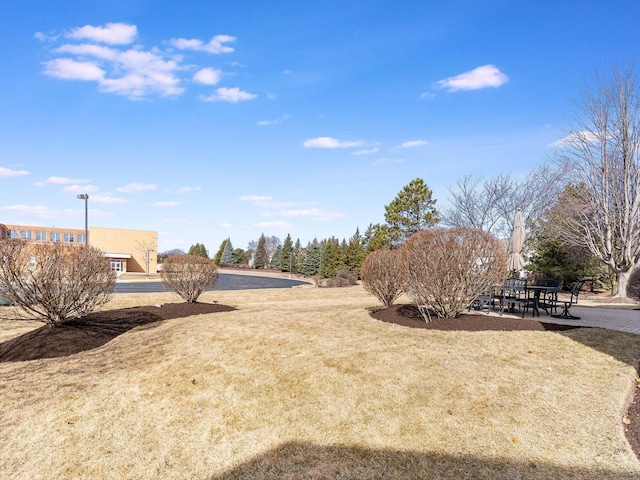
468, 284, 498, 314
498, 278, 532, 317
550, 280, 584, 319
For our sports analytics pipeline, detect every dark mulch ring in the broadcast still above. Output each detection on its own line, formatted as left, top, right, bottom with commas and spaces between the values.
0, 302, 234, 363
371, 304, 582, 332
372, 303, 640, 460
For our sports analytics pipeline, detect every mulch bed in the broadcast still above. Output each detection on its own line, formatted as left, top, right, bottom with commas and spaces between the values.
2, 300, 640, 460
0, 302, 234, 363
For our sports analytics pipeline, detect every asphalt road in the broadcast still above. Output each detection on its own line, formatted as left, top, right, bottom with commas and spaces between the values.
113, 273, 308, 293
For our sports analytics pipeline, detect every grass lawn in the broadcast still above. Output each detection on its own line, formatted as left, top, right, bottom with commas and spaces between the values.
1, 285, 639, 479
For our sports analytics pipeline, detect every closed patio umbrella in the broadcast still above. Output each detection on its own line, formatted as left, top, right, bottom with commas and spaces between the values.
507, 210, 525, 273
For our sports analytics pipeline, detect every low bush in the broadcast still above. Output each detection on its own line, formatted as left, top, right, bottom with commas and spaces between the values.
160, 254, 218, 303
360, 249, 404, 307
627, 268, 640, 303
400, 228, 507, 321
322, 270, 359, 288
0, 239, 115, 326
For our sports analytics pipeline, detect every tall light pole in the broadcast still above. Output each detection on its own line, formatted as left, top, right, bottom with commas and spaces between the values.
76, 194, 88, 247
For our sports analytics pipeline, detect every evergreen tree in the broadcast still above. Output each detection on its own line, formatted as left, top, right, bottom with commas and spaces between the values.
363, 223, 393, 251
293, 238, 302, 274
385, 178, 438, 244
254, 234, 268, 269
213, 240, 227, 265
302, 239, 321, 276
219, 238, 236, 265
271, 245, 283, 269
344, 227, 366, 272
320, 237, 342, 278
281, 234, 293, 272
234, 248, 247, 265
188, 243, 209, 258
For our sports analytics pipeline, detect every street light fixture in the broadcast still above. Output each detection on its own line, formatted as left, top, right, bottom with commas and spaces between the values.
76, 194, 88, 247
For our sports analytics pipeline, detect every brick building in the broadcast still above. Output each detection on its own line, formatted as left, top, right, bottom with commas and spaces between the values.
0, 223, 157, 274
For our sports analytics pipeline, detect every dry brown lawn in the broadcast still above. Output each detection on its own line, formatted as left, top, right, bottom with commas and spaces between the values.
1, 285, 640, 479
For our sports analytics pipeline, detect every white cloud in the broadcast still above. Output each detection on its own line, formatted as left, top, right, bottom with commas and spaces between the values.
279, 208, 345, 221
257, 114, 290, 126
62, 184, 99, 193
373, 158, 405, 166
170, 35, 236, 54
116, 183, 157, 193
420, 92, 436, 99
90, 194, 128, 204
218, 222, 233, 229
67, 23, 137, 45
36, 176, 89, 186
549, 131, 600, 147
151, 201, 180, 207
303, 137, 365, 148
252, 221, 292, 230
399, 140, 428, 148
240, 195, 272, 204
193, 67, 222, 85
171, 186, 201, 194
437, 64, 508, 92
0, 167, 30, 177
352, 147, 379, 155
41, 25, 241, 99
43, 58, 105, 81
200, 87, 257, 103
2, 204, 72, 220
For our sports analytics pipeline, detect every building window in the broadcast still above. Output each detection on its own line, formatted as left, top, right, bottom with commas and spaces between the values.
50, 232, 61, 242
35, 231, 46, 241
21, 231, 32, 240
9, 229, 18, 239
77, 233, 86, 245
64, 233, 74, 243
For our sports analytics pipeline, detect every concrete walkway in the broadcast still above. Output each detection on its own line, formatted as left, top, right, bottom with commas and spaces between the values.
541, 305, 640, 335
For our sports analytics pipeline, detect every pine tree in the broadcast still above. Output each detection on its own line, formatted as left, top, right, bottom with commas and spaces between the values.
234, 248, 247, 265
302, 239, 321, 276
384, 178, 438, 244
344, 227, 366, 272
220, 238, 236, 265
271, 245, 283, 269
254, 234, 268, 269
293, 238, 303, 274
213, 240, 227, 265
281, 234, 293, 272
189, 243, 209, 258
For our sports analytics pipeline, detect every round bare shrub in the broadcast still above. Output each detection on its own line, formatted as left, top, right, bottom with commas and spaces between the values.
360, 249, 404, 307
627, 268, 640, 303
0, 239, 116, 326
400, 228, 507, 321
160, 254, 218, 303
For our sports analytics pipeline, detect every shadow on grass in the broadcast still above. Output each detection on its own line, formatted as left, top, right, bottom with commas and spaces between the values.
207, 441, 638, 480
0, 303, 235, 362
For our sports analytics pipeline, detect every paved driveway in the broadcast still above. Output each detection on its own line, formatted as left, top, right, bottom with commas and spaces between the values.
114, 273, 308, 293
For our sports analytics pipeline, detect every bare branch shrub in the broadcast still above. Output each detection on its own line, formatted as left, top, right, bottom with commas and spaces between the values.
400, 228, 507, 320
627, 268, 640, 304
0, 239, 116, 327
322, 270, 359, 288
160, 254, 218, 303
360, 250, 404, 307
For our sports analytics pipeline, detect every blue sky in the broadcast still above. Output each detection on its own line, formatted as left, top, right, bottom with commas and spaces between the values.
1, 0, 639, 253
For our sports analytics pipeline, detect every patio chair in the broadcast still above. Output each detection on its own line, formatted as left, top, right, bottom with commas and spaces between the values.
550, 280, 584, 320
498, 278, 532, 317
468, 284, 497, 314
533, 278, 563, 314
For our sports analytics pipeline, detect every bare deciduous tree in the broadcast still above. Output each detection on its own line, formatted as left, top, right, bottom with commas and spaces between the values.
441, 167, 563, 244
160, 254, 218, 303
0, 239, 115, 326
360, 249, 404, 307
399, 228, 507, 320
555, 65, 640, 297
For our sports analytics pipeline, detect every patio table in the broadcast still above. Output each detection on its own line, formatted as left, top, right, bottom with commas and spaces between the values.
525, 285, 560, 317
